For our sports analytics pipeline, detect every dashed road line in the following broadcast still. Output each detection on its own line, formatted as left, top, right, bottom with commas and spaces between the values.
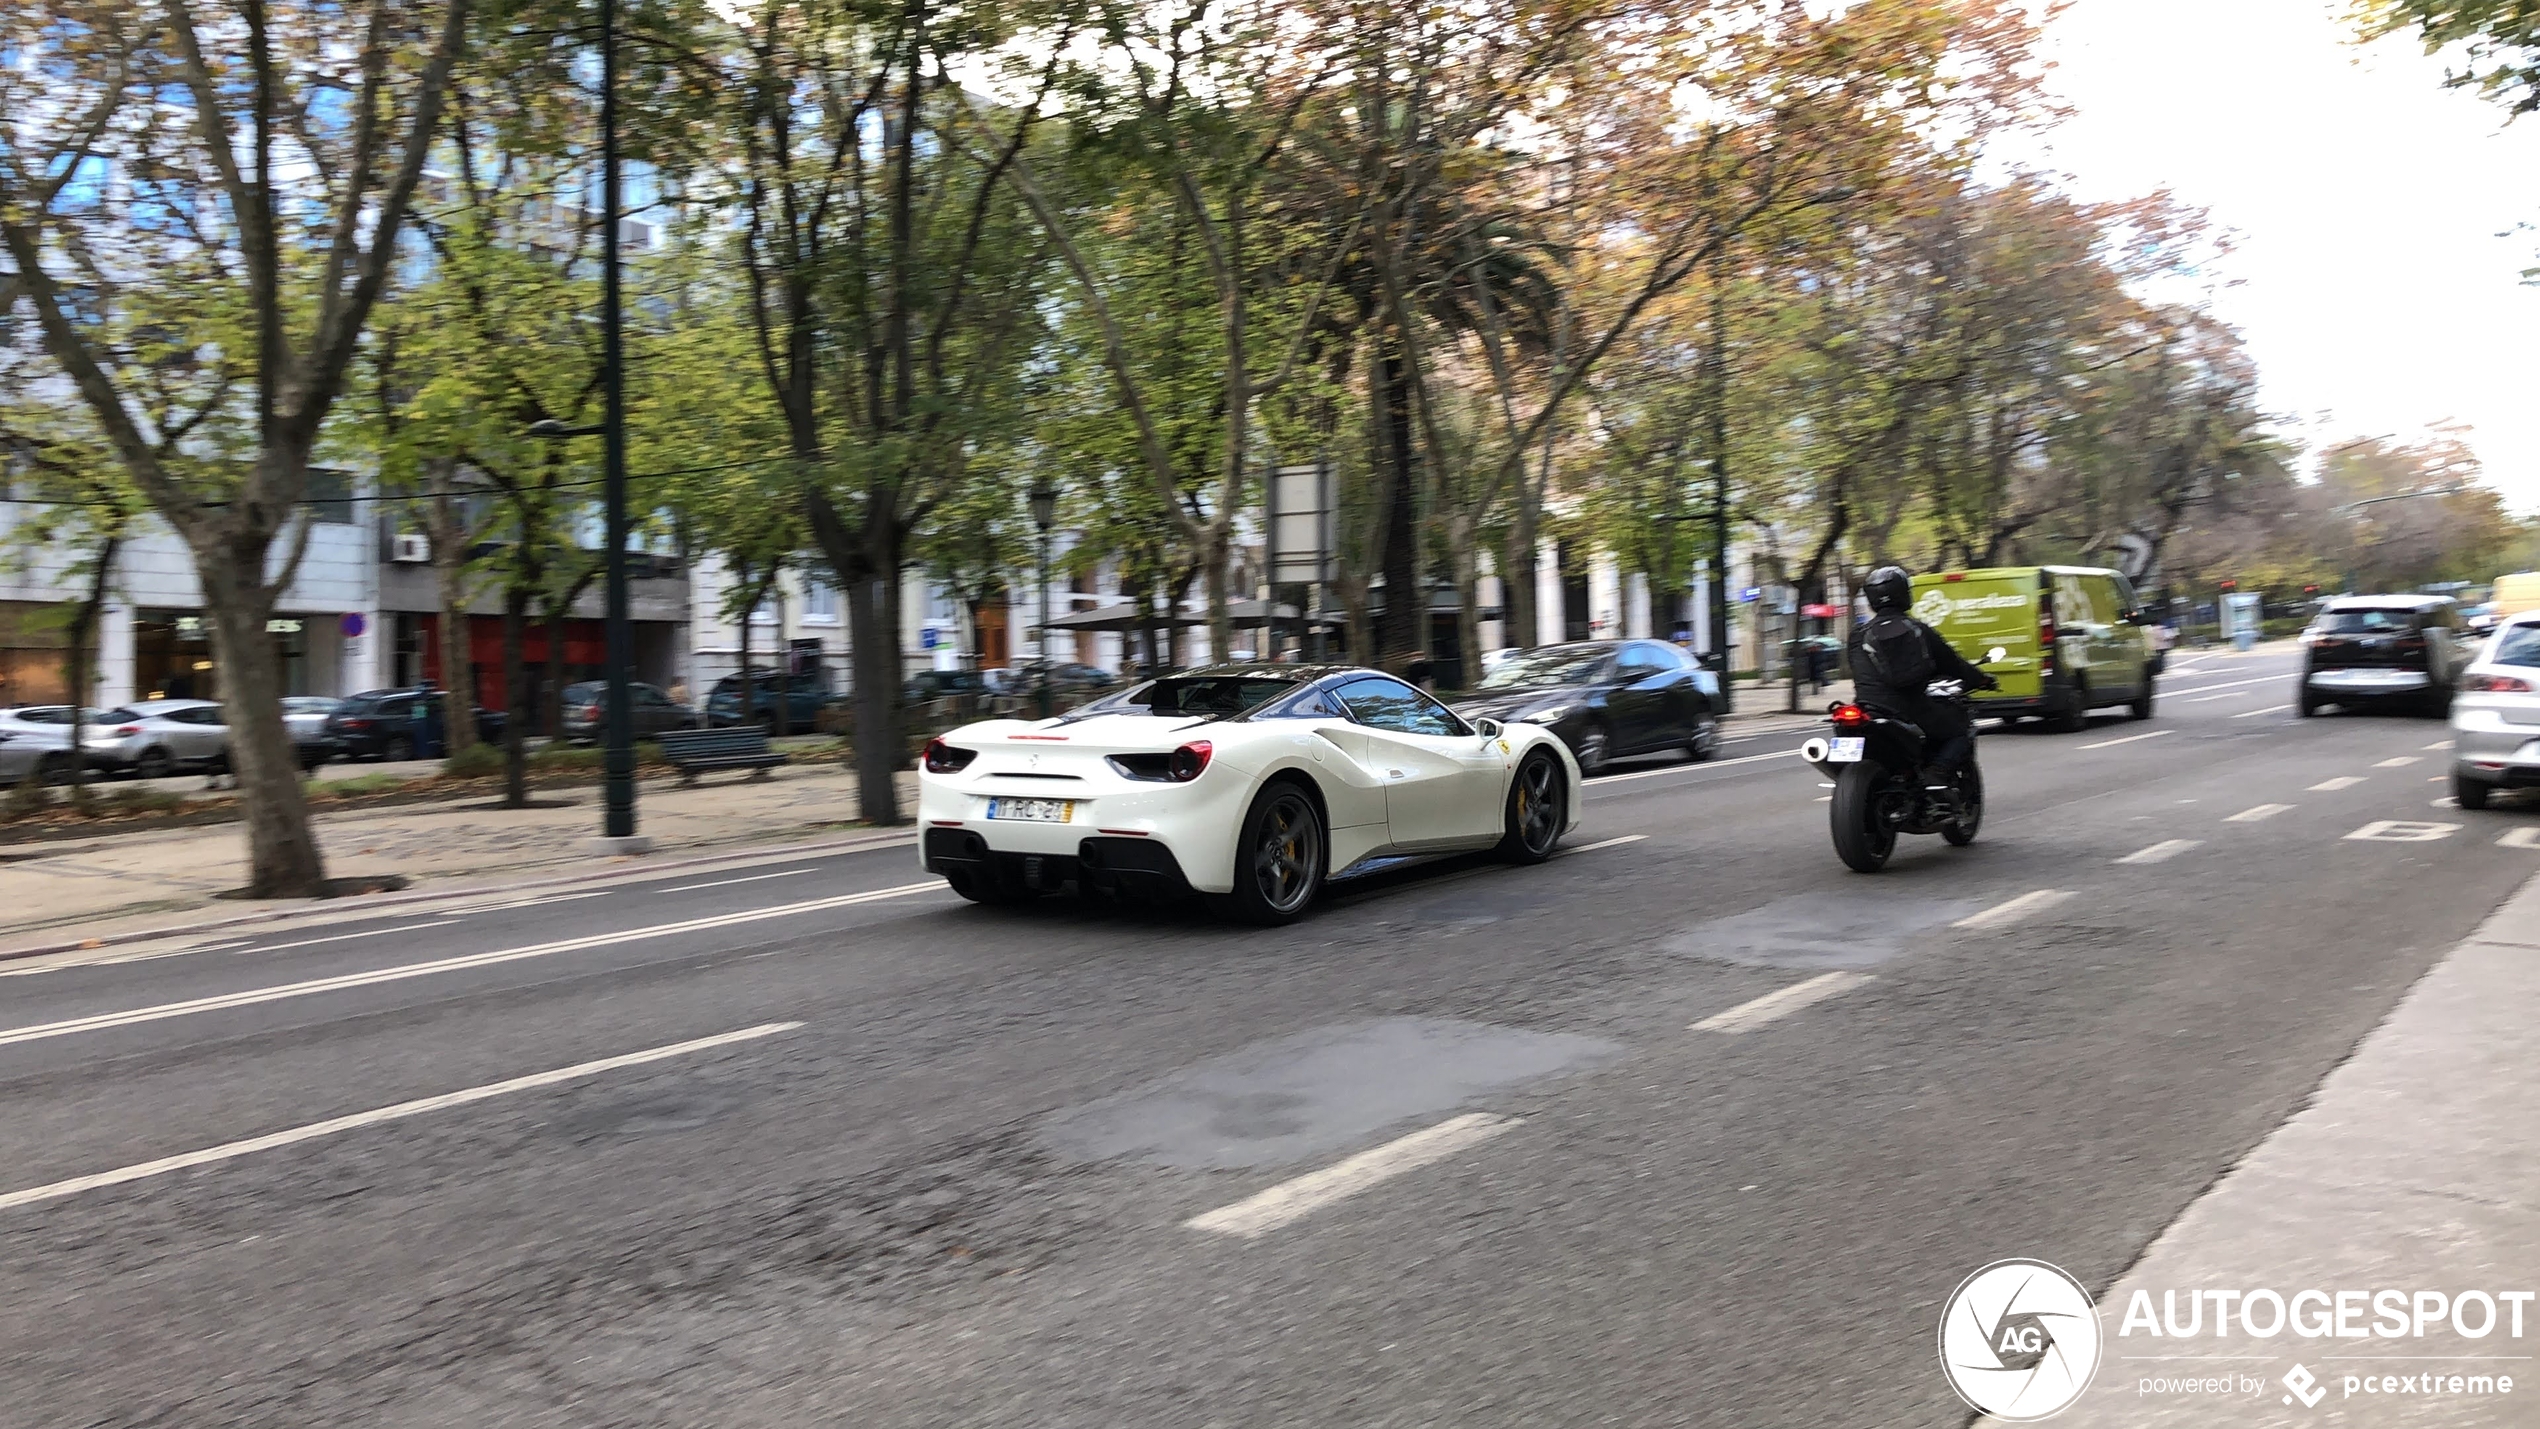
2499, 828, 2540, 849
2375, 756, 2422, 769
1690, 971, 1872, 1032
2308, 777, 2364, 792
2425, 740, 2455, 751
2345, 820, 2459, 843
1565, 835, 1649, 854
1954, 889, 2074, 929
1586, 748, 1798, 786
1185, 1113, 1521, 1239
0, 1022, 804, 1213
2232, 705, 2293, 719
233, 921, 463, 955
2078, 730, 2173, 751
2225, 804, 2294, 823
2116, 839, 2203, 865
658, 868, 816, 894
2159, 673, 2294, 698
0, 881, 946, 1051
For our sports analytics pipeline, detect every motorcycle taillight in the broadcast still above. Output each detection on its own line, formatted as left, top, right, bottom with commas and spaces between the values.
1831, 703, 1868, 727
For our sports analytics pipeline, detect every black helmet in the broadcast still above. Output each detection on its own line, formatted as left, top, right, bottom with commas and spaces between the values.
1863, 565, 1913, 613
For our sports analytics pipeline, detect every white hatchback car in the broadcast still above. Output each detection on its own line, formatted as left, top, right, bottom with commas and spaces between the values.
2449, 613, 2540, 810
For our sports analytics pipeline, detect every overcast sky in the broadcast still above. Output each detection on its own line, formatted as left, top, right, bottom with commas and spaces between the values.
2021, 0, 2540, 512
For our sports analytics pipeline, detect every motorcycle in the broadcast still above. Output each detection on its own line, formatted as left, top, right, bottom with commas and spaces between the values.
1799, 646, 2007, 873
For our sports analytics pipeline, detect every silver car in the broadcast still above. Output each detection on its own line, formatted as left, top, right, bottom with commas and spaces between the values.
2449, 613, 2540, 810
0, 722, 75, 786
84, 699, 235, 779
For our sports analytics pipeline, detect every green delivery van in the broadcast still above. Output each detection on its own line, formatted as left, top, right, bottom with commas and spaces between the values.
1906, 566, 2157, 732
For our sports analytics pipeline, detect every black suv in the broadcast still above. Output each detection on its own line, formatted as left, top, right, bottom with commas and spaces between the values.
2298, 595, 2473, 717
325, 688, 508, 760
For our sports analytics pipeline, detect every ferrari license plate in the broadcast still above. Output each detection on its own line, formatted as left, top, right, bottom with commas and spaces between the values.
1825, 737, 1866, 763
986, 797, 1074, 823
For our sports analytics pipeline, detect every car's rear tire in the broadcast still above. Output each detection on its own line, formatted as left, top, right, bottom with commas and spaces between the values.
2129, 677, 2156, 721
1830, 762, 1899, 873
2048, 680, 2087, 733
2455, 771, 2493, 811
133, 747, 175, 780
1497, 749, 1566, 864
2297, 688, 2320, 717
1686, 718, 1721, 762
1211, 781, 1326, 926
383, 733, 415, 762
35, 752, 74, 787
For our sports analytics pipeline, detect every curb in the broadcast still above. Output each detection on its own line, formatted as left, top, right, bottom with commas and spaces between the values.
0, 827, 920, 964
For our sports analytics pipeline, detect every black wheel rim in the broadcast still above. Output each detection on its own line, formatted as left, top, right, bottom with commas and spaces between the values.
1252, 793, 1321, 914
1517, 755, 1562, 852
1578, 729, 1607, 772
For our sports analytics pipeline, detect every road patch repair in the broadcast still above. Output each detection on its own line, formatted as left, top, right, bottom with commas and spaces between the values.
1037, 1016, 1617, 1171
1663, 891, 1984, 970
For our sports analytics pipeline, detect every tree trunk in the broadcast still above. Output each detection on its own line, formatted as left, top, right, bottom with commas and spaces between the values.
1336, 571, 1372, 666
435, 556, 476, 754
63, 534, 119, 807
501, 584, 530, 807
1376, 347, 1423, 665
1450, 535, 1482, 699
1204, 528, 1232, 667
737, 573, 757, 733
543, 599, 568, 740
844, 569, 904, 825
199, 553, 328, 895
1507, 500, 1538, 654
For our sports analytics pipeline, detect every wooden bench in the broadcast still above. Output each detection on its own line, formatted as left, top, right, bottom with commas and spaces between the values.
655, 727, 787, 785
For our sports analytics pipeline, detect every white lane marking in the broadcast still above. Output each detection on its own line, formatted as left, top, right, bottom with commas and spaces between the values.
2500, 827, 2540, 849
0, 881, 946, 1051
441, 889, 613, 916
2183, 691, 2254, 703
2309, 777, 2365, 791
2375, 756, 2421, 768
2425, 740, 2455, 751
1690, 971, 1872, 1032
1564, 835, 1647, 853
2078, 730, 2173, 751
658, 868, 816, 893
2233, 705, 2293, 719
1184, 1113, 1520, 1239
2116, 839, 2203, 865
2225, 803, 2294, 823
1588, 748, 1797, 786
2158, 673, 2293, 698
0, 1022, 803, 1214
1954, 889, 2074, 929
233, 920, 464, 955
2345, 820, 2459, 843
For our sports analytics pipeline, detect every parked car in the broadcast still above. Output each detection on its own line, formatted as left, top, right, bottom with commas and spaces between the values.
0, 722, 75, 787
560, 680, 697, 742
325, 688, 505, 761
2297, 595, 2473, 718
83, 700, 234, 778
1911, 565, 2156, 730
903, 669, 993, 712
2449, 612, 2540, 809
706, 669, 842, 735
282, 697, 343, 768
1452, 640, 1722, 775
983, 663, 1116, 704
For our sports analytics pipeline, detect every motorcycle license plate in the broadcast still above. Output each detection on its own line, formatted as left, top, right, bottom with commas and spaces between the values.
1825, 737, 1866, 763
986, 797, 1075, 823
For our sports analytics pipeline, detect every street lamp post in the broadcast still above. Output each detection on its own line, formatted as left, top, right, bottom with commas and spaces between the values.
1029, 483, 1058, 719
521, 0, 641, 853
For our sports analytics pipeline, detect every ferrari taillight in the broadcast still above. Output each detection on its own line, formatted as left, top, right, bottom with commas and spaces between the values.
2466, 673, 2534, 693
921, 738, 976, 773
1168, 740, 1212, 782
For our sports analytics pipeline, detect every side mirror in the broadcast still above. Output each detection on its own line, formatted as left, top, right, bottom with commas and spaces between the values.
1475, 717, 1504, 740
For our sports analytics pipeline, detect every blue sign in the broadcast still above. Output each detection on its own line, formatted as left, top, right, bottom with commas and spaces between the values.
1738, 586, 1762, 604
920, 626, 941, 651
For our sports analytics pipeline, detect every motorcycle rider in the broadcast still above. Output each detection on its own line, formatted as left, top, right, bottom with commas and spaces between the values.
1846, 565, 1997, 809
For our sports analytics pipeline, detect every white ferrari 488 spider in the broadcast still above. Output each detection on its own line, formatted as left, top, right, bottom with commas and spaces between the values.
916, 664, 1583, 924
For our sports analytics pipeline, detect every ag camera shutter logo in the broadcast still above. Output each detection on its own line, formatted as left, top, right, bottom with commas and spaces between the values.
1940, 1259, 2103, 1421
1912, 589, 1955, 625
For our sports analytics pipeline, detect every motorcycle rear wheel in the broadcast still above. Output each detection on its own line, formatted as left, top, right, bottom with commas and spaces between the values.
1943, 761, 1984, 846
1830, 761, 1900, 873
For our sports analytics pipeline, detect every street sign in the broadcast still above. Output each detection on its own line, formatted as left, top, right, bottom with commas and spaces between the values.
1738, 586, 1761, 603
339, 612, 367, 638
920, 626, 940, 651
1266, 461, 1331, 585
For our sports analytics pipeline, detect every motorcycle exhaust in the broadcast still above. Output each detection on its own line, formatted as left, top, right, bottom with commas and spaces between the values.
1799, 736, 1829, 764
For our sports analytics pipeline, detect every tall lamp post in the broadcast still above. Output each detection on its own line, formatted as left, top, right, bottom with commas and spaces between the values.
1029, 483, 1058, 719
523, 0, 642, 852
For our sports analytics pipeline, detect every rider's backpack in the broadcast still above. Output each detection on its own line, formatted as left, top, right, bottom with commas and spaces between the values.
1856, 612, 1936, 692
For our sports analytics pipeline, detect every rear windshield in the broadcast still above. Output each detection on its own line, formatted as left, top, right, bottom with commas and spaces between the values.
97, 707, 141, 723
2491, 625, 2540, 668
1475, 646, 1612, 690
2314, 608, 2417, 634
1100, 675, 1300, 716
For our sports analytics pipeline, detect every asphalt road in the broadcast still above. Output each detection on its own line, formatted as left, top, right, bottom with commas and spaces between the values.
3, 645, 2532, 1428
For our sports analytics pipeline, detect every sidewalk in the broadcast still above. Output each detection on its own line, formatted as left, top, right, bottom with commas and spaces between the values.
2050, 869, 2540, 1426
0, 763, 917, 953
